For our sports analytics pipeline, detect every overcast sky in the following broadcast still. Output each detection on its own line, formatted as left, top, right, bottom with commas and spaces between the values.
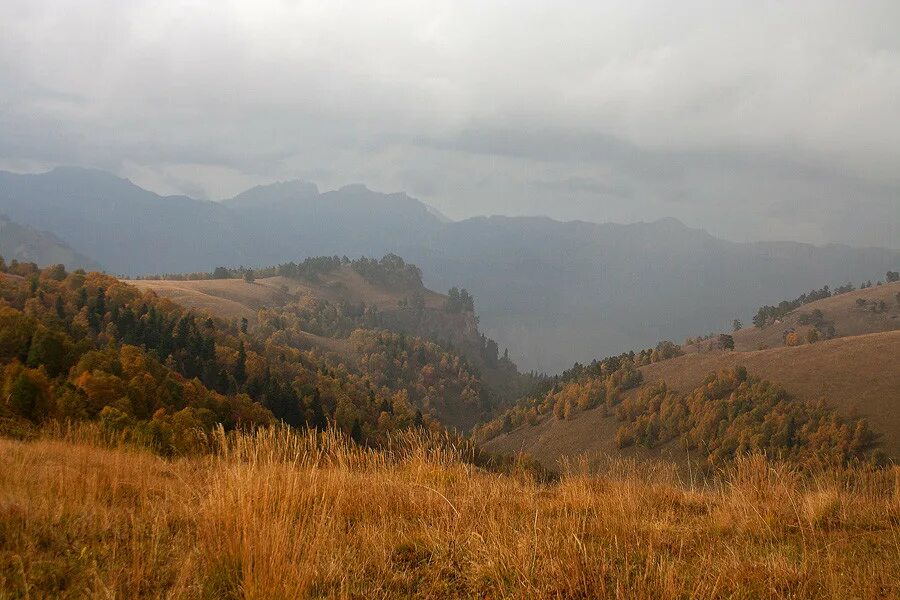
1, 1, 898, 247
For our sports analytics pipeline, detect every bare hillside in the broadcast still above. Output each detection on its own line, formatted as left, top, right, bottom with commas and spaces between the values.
485, 330, 900, 467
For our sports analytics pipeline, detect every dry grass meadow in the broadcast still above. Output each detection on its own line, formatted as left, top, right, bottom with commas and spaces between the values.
1, 426, 897, 599
128, 268, 449, 322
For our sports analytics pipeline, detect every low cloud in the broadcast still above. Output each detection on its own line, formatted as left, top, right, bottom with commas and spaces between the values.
0, 0, 897, 246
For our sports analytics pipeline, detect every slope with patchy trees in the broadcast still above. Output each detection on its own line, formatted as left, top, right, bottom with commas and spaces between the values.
131, 255, 542, 426
480, 278, 900, 469
0, 261, 494, 450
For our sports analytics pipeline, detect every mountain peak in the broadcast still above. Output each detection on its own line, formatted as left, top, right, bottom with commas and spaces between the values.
224, 179, 320, 209
337, 183, 372, 194
44, 166, 136, 187
653, 216, 686, 228
49, 165, 119, 177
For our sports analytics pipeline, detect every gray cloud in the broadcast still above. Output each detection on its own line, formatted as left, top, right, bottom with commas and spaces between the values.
0, 0, 898, 247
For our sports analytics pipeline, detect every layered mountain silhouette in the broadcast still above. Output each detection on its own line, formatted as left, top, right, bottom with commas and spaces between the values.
1, 167, 898, 371
0, 213, 100, 271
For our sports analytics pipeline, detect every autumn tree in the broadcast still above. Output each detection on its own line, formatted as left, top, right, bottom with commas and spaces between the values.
717, 334, 734, 351
234, 341, 247, 386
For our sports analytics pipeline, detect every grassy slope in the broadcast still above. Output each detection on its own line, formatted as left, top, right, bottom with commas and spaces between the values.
128, 269, 451, 358
717, 280, 900, 352
129, 266, 448, 320
485, 283, 900, 468
487, 331, 900, 467
1, 428, 897, 599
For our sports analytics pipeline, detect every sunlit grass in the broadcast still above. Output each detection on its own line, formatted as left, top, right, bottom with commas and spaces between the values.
1, 426, 897, 598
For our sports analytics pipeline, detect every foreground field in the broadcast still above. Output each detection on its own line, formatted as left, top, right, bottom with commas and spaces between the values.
1, 428, 897, 599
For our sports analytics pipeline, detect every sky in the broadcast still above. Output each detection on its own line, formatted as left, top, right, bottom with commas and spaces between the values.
1, 0, 898, 248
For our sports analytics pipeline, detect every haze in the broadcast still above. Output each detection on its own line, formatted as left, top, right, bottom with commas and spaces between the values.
2, 0, 899, 248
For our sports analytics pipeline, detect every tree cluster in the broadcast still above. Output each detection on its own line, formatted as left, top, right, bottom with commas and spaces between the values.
752, 285, 833, 328
444, 287, 475, 313
350, 254, 423, 290
614, 367, 882, 469
855, 297, 889, 314
475, 351, 645, 440
275, 256, 345, 281
350, 329, 486, 427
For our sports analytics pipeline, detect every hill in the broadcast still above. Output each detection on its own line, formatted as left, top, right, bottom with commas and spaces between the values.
0, 214, 101, 271
0, 261, 517, 443
722, 280, 900, 351
127, 270, 476, 360
484, 331, 900, 467
2, 167, 899, 372
127, 256, 539, 429
129, 268, 448, 321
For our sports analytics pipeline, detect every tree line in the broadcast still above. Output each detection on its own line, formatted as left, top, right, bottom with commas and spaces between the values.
752, 271, 899, 329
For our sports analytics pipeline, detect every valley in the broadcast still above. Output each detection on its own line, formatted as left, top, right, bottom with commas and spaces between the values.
1, 202, 898, 600
481, 281, 900, 467
3, 167, 899, 372
3, 5, 900, 596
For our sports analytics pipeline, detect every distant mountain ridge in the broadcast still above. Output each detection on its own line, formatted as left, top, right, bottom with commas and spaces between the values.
0, 214, 101, 271
0, 167, 252, 274
1, 166, 898, 371
223, 180, 320, 209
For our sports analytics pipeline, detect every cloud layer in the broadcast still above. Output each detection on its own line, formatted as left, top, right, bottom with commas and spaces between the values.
2, 0, 898, 246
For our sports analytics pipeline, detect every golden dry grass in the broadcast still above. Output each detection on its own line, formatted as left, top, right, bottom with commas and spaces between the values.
1, 427, 898, 599
727, 280, 900, 352
129, 266, 449, 322
127, 278, 293, 320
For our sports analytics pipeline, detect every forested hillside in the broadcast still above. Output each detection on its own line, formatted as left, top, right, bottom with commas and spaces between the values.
722, 279, 900, 351
130, 255, 540, 426
480, 276, 900, 469
0, 260, 522, 452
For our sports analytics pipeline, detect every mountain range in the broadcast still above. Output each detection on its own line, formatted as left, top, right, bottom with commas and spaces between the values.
1, 166, 898, 372
0, 213, 101, 271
